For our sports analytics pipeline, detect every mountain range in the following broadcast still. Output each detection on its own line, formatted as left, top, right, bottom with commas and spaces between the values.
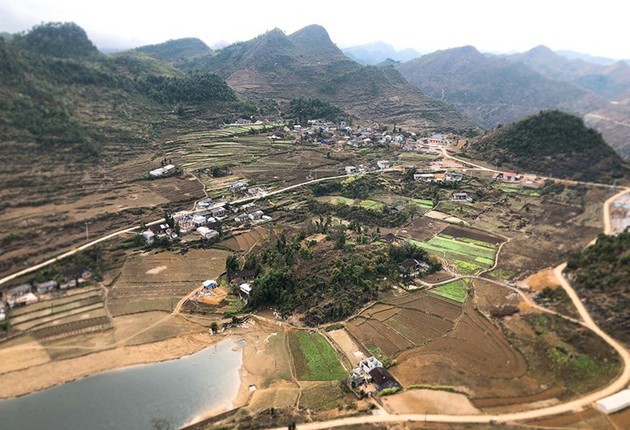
395, 45, 630, 159
342, 41, 421, 65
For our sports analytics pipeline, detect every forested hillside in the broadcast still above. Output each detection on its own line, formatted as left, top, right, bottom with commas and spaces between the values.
465, 110, 627, 182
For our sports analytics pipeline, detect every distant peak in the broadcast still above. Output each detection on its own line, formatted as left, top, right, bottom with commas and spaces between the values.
525, 45, 556, 56
290, 24, 330, 38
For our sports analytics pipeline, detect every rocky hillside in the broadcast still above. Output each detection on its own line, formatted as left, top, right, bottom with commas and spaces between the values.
179, 25, 477, 131
397, 46, 605, 130
465, 110, 627, 183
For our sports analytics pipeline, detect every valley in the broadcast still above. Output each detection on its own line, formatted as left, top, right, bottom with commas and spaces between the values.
0, 20, 629, 430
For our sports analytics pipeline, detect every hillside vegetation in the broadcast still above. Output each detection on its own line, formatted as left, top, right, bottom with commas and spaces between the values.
466, 110, 627, 182
565, 231, 629, 344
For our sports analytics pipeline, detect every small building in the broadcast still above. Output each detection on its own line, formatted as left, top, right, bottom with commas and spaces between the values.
59, 279, 79, 290
414, 173, 435, 182
428, 134, 448, 145
399, 258, 430, 278
445, 171, 463, 182
10, 292, 39, 307
234, 269, 257, 285
394, 204, 406, 213
141, 230, 156, 244
492, 172, 521, 182
235, 214, 250, 224
230, 181, 248, 192
376, 160, 390, 170
359, 356, 383, 374
345, 166, 358, 175
239, 202, 257, 213
452, 192, 473, 203
35, 280, 58, 294
202, 280, 218, 290
192, 215, 207, 226
382, 233, 398, 244
368, 367, 402, 392
8, 283, 32, 297
595, 389, 630, 414
197, 226, 219, 239
210, 206, 227, 218
239, 283, 252, 295
197, 198, 213, 209
248, 210, 264, 221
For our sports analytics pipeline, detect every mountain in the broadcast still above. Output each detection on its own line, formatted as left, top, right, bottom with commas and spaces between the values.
465, 110, 627, 183
397, 46, 604, 130
506, 46, 630, 159
180, 25, 475, 131
507, 45, 630, 100
135, 38, 212, 63
342, 41, 421, 65
10, 22, 99, 58
556, 50, 619, 66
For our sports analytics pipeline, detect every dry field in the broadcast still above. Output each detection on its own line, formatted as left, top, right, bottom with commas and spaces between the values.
107, 249, 229, 316
216, 228, 266, 253
346, 291, 463, 359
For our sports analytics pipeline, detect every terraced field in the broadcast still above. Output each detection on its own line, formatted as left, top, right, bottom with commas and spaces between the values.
216, 228, 266, 253
9, 287, 111, 340
346, 291, 463, 359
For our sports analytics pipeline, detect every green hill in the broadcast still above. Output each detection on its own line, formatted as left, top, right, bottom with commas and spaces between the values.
466, 110, 627, 182
179, 25, 477, 131
135, 38, 212, 63
11, 22, 100, 58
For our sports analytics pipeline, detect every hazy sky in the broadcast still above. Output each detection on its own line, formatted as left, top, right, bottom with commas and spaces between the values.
1, 0, 628, 59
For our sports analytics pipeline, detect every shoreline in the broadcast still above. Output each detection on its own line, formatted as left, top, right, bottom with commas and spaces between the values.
0, 330, 231, 400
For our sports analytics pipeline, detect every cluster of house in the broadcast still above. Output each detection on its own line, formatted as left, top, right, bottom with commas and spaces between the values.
142, 200, 273, 245
350, 356, 402, 393
229, 181, 268, 198
1, 271, 92, 319
267, 119, 452, 151
344, 160, 391, 175
413, 170, 463, 183
493, 172, 542, 189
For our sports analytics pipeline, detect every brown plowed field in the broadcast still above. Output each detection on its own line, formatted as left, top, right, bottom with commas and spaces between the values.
217, 228, 265, 252
346, 292, 463, 358
393, 300, 527, 389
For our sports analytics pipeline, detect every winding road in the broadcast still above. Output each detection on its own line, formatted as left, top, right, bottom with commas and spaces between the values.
1, 146, 628, 428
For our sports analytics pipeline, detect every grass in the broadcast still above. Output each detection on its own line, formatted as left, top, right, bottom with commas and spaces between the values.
412, 198, 433, 209
289, 332, 347, 381
428, 279, 469, 303
494, 183, 541, 197
408, 234, 497, 275
299, 381, 346, 410
359, 199, 385, 210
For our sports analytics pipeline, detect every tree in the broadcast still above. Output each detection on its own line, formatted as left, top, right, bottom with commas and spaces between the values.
226, 254, 239, 279
210, 322, 219, 333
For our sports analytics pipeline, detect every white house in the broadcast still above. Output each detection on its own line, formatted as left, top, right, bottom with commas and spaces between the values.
192, 215, 207, 226
345, 166, 358, 175
414, 173, 435, 182
239, 283, 252, 295
452, 192, 473, 203
248, 210, 264, 221
428, 134, 448, 145
359, 356, 383, 374
376, 160, 390, 169
35, 280, 58, 294
197, 226, 219, 239
141, 230, 155, 244
445, 171, 463, 182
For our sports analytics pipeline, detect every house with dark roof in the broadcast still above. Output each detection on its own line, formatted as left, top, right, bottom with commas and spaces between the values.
368, 367, 402, 392
399, 258, 430, 278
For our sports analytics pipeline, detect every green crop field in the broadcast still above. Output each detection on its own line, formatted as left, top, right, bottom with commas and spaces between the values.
359, 199, 385, 210
408, 233, 498, 275
494, 183, 541, 197
429, 279, 469, 303
289, 332, 347, 381
413, 198, 433, 209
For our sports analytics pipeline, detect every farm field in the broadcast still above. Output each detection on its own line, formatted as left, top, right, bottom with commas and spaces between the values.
413, 198, 434, 209
346, 291, 463, 359
216, 228, 266, 252
287, 331, 347, 381
407, 227, 501, 275
428, 279, 470, 303
107, 249, 229, 316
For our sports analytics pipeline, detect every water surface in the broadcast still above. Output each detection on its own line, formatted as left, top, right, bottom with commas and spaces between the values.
0, 339, 242, 430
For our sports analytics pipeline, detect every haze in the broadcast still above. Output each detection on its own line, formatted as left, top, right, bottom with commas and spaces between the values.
0, 0, 628, 59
